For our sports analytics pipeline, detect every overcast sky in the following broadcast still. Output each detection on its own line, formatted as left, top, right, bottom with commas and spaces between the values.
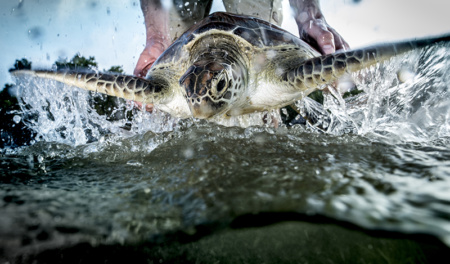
1, 0, 450, 89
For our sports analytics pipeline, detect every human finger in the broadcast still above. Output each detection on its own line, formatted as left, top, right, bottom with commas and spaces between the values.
328, 26, 350, 52
303, 19, 336, 55
132, 101, 154, 112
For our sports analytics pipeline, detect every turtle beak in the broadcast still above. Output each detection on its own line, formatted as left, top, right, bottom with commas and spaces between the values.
179, 70, 217, 119
188, 97, 217, 119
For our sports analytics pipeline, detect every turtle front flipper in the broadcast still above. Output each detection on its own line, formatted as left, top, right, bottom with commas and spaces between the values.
284, 33, 450, 91
11, 70, 168, 105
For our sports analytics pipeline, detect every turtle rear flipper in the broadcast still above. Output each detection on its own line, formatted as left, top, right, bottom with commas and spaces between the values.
11, 70, 167, 105
285, 33, 450, 91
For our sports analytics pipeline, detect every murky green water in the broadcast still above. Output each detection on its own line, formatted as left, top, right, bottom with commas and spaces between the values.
1, 45, 450, 262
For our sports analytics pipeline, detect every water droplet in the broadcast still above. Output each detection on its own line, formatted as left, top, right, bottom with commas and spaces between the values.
27, 26, 44, 40
266, 50, 277, 59
275, 67, 284, 75
338, 75, 356, 93
13, 115, 21, 124
183, 147, 194, 159
397, 67, 416, 83
254, 135, 266, 145
127, 160, 142, 167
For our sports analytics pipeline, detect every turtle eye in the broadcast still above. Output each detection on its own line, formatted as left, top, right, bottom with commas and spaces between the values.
217, 78, 226, 93
212, 75, 228, 96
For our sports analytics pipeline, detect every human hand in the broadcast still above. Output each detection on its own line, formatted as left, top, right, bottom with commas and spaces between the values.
133, 39, 168, 112
297, 14, 349, 55
290, 0, 349, 55
134, 41, 167, 78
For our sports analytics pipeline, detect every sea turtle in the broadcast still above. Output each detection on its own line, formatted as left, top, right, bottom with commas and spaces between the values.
12, 12, 450, 120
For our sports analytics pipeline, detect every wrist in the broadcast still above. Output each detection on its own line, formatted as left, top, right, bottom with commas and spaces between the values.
290, 0, 324, 28
295, 7, 323, 24
145, 32, 170, 51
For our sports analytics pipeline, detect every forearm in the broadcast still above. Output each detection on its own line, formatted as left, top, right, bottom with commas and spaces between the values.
140, 0, 170, 48
289, 0, 323, 26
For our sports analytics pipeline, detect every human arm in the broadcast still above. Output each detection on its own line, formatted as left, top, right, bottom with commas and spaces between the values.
133, 0, 171, 78
289, 0, 349, 55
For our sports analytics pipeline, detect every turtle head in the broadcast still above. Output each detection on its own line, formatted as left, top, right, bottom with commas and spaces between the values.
180, 60, 243, 119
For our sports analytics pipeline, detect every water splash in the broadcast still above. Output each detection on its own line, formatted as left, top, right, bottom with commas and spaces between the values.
12, 42, 450, 148
15, 77, 181, 146
14, 76, 286, 148
8, 44, 448, 156
296, 43, 450, 144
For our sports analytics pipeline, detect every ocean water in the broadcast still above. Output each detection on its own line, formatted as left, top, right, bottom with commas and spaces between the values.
1, 43, 450, 262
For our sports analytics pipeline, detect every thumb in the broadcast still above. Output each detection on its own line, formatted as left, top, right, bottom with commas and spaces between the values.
134, 53, 155, 77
